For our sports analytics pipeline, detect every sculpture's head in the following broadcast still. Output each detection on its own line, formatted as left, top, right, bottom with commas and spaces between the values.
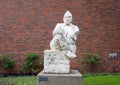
63, 11, 72, 25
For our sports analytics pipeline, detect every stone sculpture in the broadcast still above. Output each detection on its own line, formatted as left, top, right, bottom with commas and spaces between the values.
43, 11, 79, 73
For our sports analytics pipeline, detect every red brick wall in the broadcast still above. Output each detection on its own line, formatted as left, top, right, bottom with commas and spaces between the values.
0, 0, 120, 73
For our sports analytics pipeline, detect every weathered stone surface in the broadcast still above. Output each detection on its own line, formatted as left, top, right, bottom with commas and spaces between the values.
43, 50, 70, 73
50, 11, 79, 58
37, 70, 82, 85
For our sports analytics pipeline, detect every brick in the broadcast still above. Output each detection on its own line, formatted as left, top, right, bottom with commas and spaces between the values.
0, 0, 120, 73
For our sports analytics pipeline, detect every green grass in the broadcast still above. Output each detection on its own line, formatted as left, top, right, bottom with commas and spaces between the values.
84, 75, 120, 85
0, 74, 120, 85
0, 76, 36, 85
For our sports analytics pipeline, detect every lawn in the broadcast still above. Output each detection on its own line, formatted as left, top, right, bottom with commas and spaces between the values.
83, 75, 120, 85
0, 74, 120, 85
0, 76, 36, 85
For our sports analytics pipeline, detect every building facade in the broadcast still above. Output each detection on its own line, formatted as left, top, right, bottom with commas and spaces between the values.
0, 0, 120, 73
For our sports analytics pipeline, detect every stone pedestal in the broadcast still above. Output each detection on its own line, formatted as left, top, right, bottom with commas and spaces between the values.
37, 70, 82, 85
43, 50, 70, 73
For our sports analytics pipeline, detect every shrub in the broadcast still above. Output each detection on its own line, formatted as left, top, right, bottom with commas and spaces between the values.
0, 54, 15, 75
39, 59, 44, 65
0, 54, 15, 69
82, 53, 100, 65
21, 52, 39, 74
82, 53, 100, 73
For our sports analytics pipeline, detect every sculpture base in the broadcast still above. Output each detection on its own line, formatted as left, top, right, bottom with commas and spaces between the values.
37, 70, 82, 85
43, 50, 70, 73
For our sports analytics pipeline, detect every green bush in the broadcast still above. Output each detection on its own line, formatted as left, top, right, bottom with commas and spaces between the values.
0, 54, 15, 76
82, 53, 100, 65
21, 52, 39, 74
39, 59, 44, 65
82, 53, 100, 73
0, 54, 15, 69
